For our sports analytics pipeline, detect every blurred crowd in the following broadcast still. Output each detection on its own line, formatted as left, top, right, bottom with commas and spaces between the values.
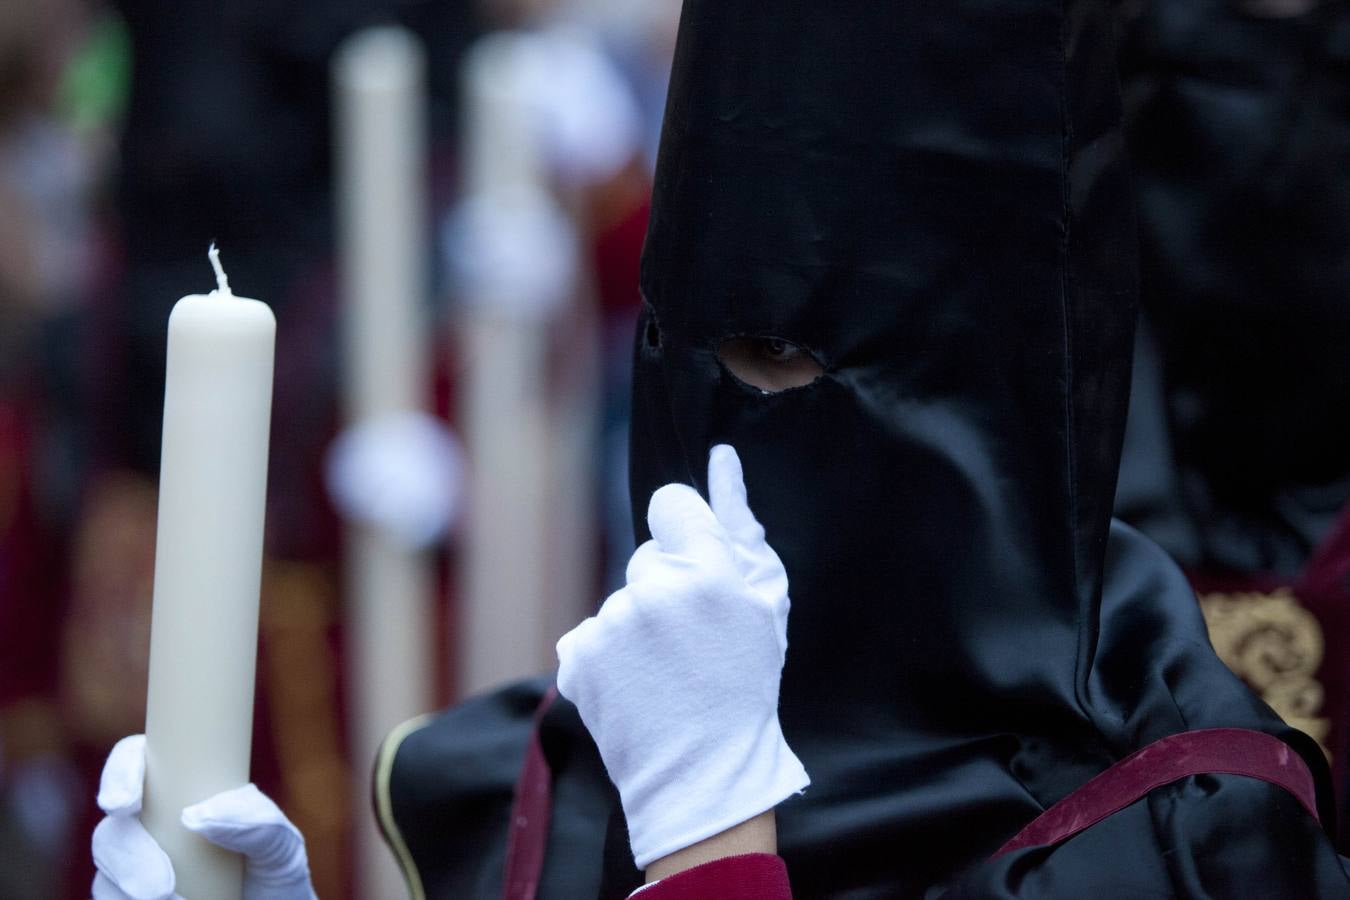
0, 1, 677, 896
0, 0, 1346, 898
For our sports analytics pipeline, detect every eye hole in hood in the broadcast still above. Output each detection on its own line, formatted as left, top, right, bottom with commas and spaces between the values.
717, 336, 826, 393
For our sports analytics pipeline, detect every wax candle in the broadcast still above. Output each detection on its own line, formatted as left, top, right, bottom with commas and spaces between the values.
457, 34, 599, 698
141, 246, 275, 898
333, 26, 435, 899
457, 34, 552, 701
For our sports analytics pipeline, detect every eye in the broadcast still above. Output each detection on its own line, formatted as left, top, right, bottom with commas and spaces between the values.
717, 336, 824, 393
760, 338, 798, 362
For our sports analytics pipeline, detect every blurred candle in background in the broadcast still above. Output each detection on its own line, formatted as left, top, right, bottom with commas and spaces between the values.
457, 33, 557, 699
332, 25, 435, 900
456, 32, 590, 700
141, 246, 275, 899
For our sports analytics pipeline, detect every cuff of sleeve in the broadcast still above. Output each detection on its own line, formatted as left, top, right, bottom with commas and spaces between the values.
628, 854, 790, 900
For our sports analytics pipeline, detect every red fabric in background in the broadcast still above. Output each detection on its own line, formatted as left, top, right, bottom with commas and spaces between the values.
0, 395, 78, 899
591, 195, 649, 318
1189, 504, 1350, 848
0, 400, 63, 707
1296, 507, 1350, 844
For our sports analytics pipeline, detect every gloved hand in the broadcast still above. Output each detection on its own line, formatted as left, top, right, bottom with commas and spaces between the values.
556, 444, 808, 869
91, 735, 316, 900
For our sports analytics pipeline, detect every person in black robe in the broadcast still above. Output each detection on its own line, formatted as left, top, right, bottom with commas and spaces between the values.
1112, 0, 1350, 838
379, 0, 1350, 896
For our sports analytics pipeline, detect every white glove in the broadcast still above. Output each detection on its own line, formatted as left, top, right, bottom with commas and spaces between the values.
91, 735, 316, 900
556, 444, 809, 869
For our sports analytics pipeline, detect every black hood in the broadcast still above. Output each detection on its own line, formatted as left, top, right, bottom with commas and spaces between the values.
624, 0, 1328, 894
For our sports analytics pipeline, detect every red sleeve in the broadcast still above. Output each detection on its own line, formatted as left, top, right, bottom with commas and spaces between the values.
629, 853, 792, 899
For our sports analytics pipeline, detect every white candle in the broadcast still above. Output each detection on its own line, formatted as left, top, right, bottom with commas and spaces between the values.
458, 35, 551, 700
332, 26, 435, 900
141, 246, 275, 899
334, 26, 429, 421
457, 33, 598, 697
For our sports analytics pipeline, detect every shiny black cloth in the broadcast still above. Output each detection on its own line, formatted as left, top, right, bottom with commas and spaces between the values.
379, 680, 623, 899
1111, 0, 1350, 847
625, 0, 1344, 894
384, 537, 1349, 897
385, 0, 1350, 895
1114, 0, 1350, 576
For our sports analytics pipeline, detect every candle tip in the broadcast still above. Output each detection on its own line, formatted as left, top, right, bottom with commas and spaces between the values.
207, 243, 232, 295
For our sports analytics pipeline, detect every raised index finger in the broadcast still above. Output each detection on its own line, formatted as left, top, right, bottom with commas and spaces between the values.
707, 444, 766, 548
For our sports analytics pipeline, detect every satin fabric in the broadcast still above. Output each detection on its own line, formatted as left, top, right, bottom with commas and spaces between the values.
379, 542, 1349, 897
1111, 0, 1350, 848
618, 0, 1345, 896
384, 0, 1349, 896
379, 679, 622, 899
989, 728, 1320, 857
1115, 0, 1350, 575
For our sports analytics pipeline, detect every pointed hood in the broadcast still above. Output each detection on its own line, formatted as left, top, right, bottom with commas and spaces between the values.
622, 0, 1326, 893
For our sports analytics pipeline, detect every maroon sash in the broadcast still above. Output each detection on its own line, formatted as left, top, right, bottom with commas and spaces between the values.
502, 687, 559, 900
501, 705, 1319, 898
992, 727, 1319, 857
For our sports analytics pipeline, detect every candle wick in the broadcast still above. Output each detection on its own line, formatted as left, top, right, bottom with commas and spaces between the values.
208, 243, 232, 296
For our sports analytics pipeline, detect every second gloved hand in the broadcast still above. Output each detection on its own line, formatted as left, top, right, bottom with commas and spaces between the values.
556, 444, 808, 869
91, 735, 316, 900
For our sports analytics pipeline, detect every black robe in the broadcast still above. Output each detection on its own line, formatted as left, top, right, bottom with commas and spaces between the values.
380, 0, 1349, 895
377, 523, 1350, 898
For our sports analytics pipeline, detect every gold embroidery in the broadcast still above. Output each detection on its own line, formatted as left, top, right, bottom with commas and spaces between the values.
1199, 589, 1330, 751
